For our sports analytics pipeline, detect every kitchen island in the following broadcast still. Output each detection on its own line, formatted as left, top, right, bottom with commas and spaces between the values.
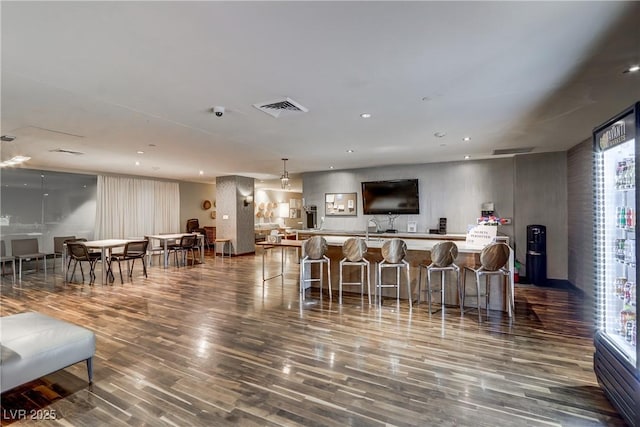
294, 229, 513, 313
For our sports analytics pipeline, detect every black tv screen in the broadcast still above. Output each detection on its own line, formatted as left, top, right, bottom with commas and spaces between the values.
361, 179, 420, 215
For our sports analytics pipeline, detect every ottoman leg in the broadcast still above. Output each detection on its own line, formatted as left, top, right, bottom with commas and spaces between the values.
86, 357, 93, 383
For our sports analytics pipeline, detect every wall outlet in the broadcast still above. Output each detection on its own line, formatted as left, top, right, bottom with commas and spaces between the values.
222, 214, 229, 220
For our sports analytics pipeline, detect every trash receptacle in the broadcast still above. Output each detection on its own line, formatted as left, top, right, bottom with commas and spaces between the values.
526, 224, 547, 285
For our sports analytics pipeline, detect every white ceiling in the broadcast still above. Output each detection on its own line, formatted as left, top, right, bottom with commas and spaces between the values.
2, 1, 639, 191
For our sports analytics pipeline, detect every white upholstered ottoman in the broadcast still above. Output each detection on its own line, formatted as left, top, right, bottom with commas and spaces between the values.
0, 312, 96, 393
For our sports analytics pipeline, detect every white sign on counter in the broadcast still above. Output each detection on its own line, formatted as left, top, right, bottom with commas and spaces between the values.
465, 224, 497, 249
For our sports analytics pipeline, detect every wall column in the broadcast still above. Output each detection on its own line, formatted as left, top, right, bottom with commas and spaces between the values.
215, 175, 255, 255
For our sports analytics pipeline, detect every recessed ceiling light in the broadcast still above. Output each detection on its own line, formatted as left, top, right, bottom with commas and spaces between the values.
329, 166, 334, 169
43, 193, 49, 197
463, 137, 471, 142
624, 65, 639, 73
360, 113, 371, 118
347, 149, 354, 153
434, 132, 446, 138
464, 155, 471, 160
40, 174, 45, 178
135, 161, 140, 166
199, 170, 204, 175
137, 151, 144, 154
0, 155, 31, 167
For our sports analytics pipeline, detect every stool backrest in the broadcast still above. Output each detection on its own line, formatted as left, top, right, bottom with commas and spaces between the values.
480, 242, 510, 271
304, 236, 328, 260
381, 239, 407, 263
342, 237, 367, 262
11, 238, 39, 256
430, 241, 458, 267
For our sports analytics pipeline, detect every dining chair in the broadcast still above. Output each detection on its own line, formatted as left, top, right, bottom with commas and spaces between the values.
66, 242, 102, 285
109, 240, 149, 283
11, 238, 47, 280
339, 237, 371, 305
377, 239, 412, 309
168, 235, 198, 267
462, 242, 513, 321
0, 241, 16, 283
53, 235, 75, 272
417, 241, 461, 314
300, 236, 331, 300
186, 218, 208, 248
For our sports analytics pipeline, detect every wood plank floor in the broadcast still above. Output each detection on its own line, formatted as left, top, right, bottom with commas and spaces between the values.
0, 250, 625, 426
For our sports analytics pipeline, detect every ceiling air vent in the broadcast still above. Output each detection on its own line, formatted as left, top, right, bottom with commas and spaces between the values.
49, 148, 85, 156
253, 97, 308, 118
492, 147, 534, 155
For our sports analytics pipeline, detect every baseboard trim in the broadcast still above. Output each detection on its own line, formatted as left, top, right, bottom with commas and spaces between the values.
519, 277, 582, 294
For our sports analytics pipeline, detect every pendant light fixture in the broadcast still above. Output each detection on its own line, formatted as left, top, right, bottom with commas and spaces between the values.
280, 158, 290, 189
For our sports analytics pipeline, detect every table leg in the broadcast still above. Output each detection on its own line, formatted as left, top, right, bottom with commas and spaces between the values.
62, 244, 67, 282
101, 248, 106, 284
163, 239, 169, 268
281, 247, 284, 277
262, 245, 285, 283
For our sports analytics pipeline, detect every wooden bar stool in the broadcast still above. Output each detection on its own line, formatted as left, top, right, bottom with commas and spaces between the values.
339, 237, 371, 305
417, 241, 461, 314
300, 236, 331, 300
214, 238, 232, 258
377, 239, 411, 309
462, 242, 512, 321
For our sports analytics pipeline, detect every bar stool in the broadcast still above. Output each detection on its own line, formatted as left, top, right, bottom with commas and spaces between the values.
462, 242, 512, 321
300, 236, 331, 300
418, 241, 461, 314
339, 237, 371, 305
377, 239, 412, 309
214, 238, 232, 258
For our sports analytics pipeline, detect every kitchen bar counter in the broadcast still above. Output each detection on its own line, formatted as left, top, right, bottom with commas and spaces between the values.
297, 229, 468, 241
293, 231, 512, 313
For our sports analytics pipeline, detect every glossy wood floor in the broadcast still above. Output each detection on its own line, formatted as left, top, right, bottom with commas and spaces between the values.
0, 250, 625, 426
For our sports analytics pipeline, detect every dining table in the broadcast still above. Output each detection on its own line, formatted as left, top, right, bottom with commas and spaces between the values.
146, 233, 205, 268
256, 239, 304, 283
79, 239, 131, 284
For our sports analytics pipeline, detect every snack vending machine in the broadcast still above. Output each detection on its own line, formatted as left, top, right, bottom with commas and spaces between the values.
593, 102, 639, 427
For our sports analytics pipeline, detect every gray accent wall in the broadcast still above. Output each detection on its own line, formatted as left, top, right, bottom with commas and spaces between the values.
303, 158, 516, 244
514, 152, 568, 280
179, 181, 216, 231
304, 154, 570, 282
567, 139, 594, 295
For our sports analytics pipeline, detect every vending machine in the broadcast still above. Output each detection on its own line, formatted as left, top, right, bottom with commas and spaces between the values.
593, 102, 639, 427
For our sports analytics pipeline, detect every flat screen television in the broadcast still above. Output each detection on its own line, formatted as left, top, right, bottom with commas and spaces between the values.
361, 179, 420, 215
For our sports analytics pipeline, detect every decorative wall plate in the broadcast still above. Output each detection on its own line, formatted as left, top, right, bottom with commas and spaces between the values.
202, 200, 212, 210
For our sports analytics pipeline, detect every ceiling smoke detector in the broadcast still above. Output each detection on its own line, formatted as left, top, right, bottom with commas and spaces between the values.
253, 97, 308, 118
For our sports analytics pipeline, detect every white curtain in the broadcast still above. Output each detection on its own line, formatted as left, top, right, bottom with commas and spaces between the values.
95, 176, 180, 239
